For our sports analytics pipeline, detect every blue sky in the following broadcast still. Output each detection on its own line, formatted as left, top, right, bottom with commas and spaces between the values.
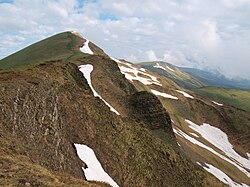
0, 0, 13, 3
1, 0, 250, 79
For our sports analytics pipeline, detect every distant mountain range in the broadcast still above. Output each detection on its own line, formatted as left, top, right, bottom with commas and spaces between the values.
138, 61, 250, 90
179, 67, 250, 90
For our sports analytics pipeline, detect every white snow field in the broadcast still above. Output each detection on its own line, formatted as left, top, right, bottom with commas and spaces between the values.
197, 162, 249, 187
80, 39, 94, 55
111, 57, 161, 86
151, 89, 178, 100
212, 101, 224, 106
117, 62, 162, 86
185, 120, 250, 170
153, 63, 175, 72
74, 144, 119, 187
79, 64, 120, 115
173, 127, 250, 177
175, 90, 194, 99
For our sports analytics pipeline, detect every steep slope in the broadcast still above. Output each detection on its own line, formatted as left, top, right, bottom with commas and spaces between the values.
0, 31, 107, 71
0, 31, 226, 186
116, 59, 250, 186
0, 121, 109, 187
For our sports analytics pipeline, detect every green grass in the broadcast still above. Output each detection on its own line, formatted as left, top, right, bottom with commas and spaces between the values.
0, 32, 81, 71
194, 87, 250, 112
138, 61, 205, 89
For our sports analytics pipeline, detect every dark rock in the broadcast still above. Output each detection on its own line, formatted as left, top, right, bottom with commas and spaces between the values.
129, 91, 173, 135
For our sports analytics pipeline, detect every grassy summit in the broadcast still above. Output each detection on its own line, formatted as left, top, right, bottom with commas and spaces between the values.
0, 31, 85, 71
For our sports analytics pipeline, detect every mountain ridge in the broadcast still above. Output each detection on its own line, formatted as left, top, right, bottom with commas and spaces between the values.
179, 66, 250, 90
138, 61, 250, 90
0, 31, 249, 187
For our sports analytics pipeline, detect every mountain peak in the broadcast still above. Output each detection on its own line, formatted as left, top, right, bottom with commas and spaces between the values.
69, 30, 84, 39
0, 31, 108, 71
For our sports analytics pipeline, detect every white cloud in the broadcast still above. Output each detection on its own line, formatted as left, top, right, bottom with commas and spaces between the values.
223, 0, 250, 7
163, 52, 172, 62
0, 0, 250, 79
146, 50, 158, 61
201, 20, 222, 49
112, 2, 133, 15
163, 51, 193, 67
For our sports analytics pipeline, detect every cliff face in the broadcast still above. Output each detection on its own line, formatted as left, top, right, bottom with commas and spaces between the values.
0, 59, 224, 187
0, 62, 93, 178
129, 91, 172, 130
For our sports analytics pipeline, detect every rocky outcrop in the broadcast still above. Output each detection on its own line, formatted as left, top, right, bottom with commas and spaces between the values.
128, 91, 173, 134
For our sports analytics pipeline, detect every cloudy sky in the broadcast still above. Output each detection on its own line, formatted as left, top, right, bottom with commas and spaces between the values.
1, 0, 250, 79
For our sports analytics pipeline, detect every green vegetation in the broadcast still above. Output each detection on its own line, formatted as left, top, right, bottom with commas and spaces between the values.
0, 31, 243, 186
0, 32, 85, 71
138, 61, 205, 89
0, 59, 225, 187
194, 87, 250, 112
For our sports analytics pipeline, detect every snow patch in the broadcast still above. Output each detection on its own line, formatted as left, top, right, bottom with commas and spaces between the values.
212, 101, 223, 106
118, 63, 162, 86
173, 127, 250, 177
140, 68, 146, 72
153, 63, 166, 71
166, 65, 175, 72
189, 132, 199, 138
74, 144, 119, 187
151, 89, 178, 100
185, 119, 250, 170
80, 39, 94, 55
153, 63, 175, 72
79, 65, 98, 96
176, 90, 194, 99
79, 64, 120, 115
197, 162, 249, 187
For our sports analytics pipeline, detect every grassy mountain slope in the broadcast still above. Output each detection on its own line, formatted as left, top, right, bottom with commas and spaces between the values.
0, 32, 226, 186
138, 61, 205, 89
117, 60, 250, 186
0, 32, 77, 70
194, 87, 250, 112
0, 60, 220, 187
0, 31, 107, 71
